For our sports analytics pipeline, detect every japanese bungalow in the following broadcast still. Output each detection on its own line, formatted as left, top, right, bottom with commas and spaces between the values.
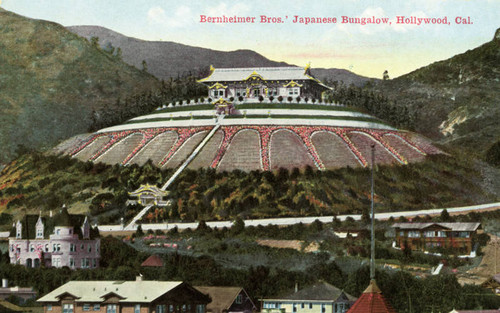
391, 222, 481, 255
198, 65, 331, 101
37, 278, 211, 313
194, 286, 257, 313
481, 273, 500, 296
262, 282, 356, 313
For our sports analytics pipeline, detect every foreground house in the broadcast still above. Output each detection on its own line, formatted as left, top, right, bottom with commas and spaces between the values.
262, 282, 356, 313
37, 278, 211, 313
195, 286, 257, 313
8, 209, 100, 269
198, 66, 330, 101
391, 222, 481, 255
0, 279, 37, 304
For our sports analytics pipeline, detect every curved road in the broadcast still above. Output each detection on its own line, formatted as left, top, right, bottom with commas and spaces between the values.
98, 201, 500, 233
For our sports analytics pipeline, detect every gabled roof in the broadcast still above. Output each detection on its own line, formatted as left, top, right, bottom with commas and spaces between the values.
38, 280, 184, 303
141, 255, 164, 267
391, 222, 480, 232
266, 282, 356, 302
195, 286, 256, 313
346, 280, 397, 313
198, 67, 326, 85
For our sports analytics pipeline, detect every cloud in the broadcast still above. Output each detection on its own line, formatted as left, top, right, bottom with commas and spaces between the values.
203, 2, 250, 18
147, 5, 194, 28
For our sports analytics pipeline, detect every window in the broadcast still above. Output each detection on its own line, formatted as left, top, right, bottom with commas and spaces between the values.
301, 303, 305, 309
56, 229, 60, 235
30, 244, 34, 252
45, 244, 49, 252
196, 305, 205, 313
321, 304, 326, 313
106, 305, 116, 313
425, 231, 435, 238
93, 259, 97, 268
70, 244, 76, 252
169, 305, 174, 313
309, 303, 313, 309
93, 305, 100, 311
293, 304, 297, 313
37, 229, 43, 238
88, 245, 92, 253
96, 244, 100, 253
437, 231, 446, 238
69, 258, 74, 267
134, 304, 140, 313
47, 304, 52, 311
156, 305, 166, 313
408, 231, 420, 238
83, 304, 91, 311
81, 244, 84, 250
52, 257, 61, 267
63, 304, 74, 313
235, 294, 243, 304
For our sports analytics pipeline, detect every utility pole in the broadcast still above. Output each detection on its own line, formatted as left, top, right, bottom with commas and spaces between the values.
370, 144, 375, 280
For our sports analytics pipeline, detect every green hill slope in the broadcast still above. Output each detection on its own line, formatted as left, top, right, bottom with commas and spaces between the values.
0, 8, 160, 163
370, 28, 500, 162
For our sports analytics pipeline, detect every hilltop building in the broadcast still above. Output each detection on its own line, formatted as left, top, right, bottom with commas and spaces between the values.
8, 208, 100, 269
128, 184, 169, 207
392, 222, 481, 255
194, 286, 257, 313
262, 282, 356, 313
37, 278, 211, 313
198, 65, 331, 101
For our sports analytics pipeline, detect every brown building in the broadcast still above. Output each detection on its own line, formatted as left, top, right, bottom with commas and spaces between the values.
194, 287, 257, 313
392, 222, 481, 255
37, 277, 210, 313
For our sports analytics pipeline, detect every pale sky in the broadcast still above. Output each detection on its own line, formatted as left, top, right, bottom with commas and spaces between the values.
1, 0, 498, 78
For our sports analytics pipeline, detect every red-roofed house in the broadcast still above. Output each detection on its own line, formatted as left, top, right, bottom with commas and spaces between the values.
346, 280, 397, 313
141, 255, 164, 267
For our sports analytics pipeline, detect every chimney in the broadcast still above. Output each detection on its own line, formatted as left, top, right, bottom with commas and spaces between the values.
136, 275, 143, 282
294, 282, 298, 293
2, 279, 8, 288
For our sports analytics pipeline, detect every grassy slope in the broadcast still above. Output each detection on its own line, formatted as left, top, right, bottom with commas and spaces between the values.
0, 8, 160, 163
370, 29, 500, 157
0, 152, 496, 225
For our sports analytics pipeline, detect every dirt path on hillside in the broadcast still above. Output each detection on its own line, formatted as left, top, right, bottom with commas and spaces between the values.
458, 234, 500, 285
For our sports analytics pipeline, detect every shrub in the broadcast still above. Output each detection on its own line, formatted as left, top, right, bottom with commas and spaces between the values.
287, 96, 293, 103
238, 96, 243, 102
186, 99, 191, 104
278, 96, 283, 103
208, 98, 212, 103
296, 96, 301, 103
269, 96, 274, 102
258, 95, 264, 103
229, 97, 234, 102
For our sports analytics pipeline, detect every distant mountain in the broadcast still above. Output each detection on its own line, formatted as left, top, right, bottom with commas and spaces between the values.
67, 25, 290, 79
67, 25, 371, 86
0, 9, 160, 163
370, 28, 500, 161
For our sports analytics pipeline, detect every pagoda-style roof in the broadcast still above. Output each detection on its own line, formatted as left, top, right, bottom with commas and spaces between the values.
198, 66, 329, 87
128, 184, 167, 197
346, 280, 397, 313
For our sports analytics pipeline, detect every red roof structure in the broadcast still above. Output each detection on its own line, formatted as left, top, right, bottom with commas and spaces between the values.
141, 254, 164, 267
346, 280, 397, 313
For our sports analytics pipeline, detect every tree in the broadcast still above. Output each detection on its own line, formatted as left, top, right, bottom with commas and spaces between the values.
231, 217, 245, 235
383, 70, 390, 80
439, 209, 452, 222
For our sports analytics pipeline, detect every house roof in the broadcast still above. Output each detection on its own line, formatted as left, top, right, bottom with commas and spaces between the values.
195, 286, 255, 313
346, 280, 397, 313
267, 282, 356, 302
0, 300, 26, 312
391, 223, 480, 232
198, 67, 328, 87
38, 280, 184, 303
141, 255, 164, 267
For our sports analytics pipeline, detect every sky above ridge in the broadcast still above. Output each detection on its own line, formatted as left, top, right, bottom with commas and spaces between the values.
1, 0, 498, 78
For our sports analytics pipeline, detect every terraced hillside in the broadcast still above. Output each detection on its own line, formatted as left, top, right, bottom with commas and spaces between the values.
58, 102, 441, 171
